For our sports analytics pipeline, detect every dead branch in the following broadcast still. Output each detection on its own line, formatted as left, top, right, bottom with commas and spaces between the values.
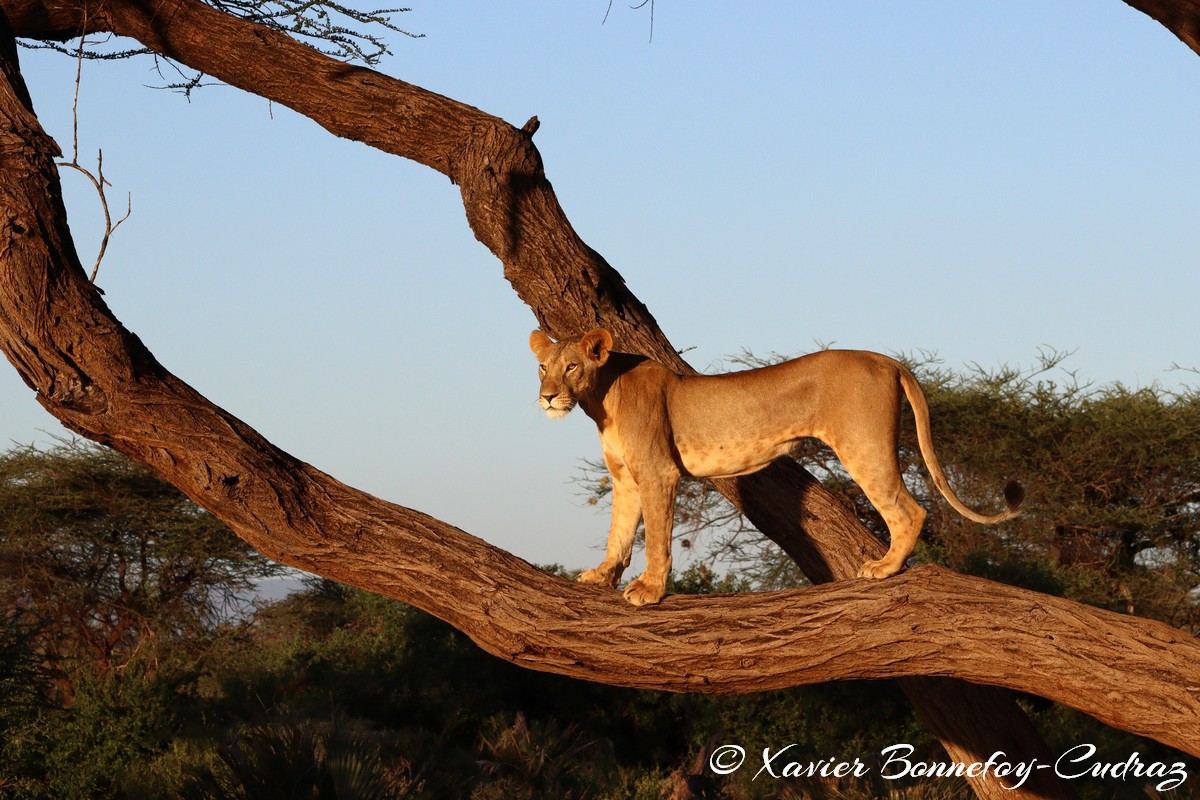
54, 29, 130, 282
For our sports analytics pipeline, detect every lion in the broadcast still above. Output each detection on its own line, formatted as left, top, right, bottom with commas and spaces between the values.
530, 328, 1023, 606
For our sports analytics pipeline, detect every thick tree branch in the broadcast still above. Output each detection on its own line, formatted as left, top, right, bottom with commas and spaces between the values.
1123, 0, 1200, 55
3, 0, 1200, 794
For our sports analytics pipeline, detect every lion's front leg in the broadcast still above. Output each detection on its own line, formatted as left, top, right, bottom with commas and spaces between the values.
622, 473, 678, 607
579, 455, 641, 589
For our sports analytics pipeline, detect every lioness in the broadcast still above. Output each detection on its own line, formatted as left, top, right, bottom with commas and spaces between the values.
530, 328, 1023, 606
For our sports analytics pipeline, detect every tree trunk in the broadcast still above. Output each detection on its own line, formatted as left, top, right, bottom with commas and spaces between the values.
3, 1, 1200, 796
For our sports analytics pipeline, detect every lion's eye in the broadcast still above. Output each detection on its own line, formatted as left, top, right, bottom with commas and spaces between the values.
538, 364, 546, 374
565, 363, 577, 373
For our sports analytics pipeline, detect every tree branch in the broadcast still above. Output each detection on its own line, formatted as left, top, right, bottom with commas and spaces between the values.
1123, 0, 1200, 56
4, 1, 1200, 795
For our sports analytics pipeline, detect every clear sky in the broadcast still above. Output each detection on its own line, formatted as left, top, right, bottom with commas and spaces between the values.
5, 1, 1199, 577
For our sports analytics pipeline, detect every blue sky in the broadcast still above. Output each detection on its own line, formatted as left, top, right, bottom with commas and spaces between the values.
5, 1, 1199, 576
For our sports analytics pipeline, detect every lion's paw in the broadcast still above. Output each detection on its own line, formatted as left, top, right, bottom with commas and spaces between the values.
578, 567, 618, 588
857, 559, 902, 579
622, 576, 665, 607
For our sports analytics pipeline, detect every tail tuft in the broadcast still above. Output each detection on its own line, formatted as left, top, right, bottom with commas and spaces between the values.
1003, 480, 1025, 512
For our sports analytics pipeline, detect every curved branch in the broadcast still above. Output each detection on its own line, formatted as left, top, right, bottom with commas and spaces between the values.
1123, 0, 1200, 56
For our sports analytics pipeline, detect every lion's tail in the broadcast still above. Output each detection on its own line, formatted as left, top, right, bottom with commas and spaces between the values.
898, 365, 1024, 524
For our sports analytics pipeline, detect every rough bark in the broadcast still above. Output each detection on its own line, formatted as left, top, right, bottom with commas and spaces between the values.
2, 0, 1199, 795
1123, 0, 1200, 55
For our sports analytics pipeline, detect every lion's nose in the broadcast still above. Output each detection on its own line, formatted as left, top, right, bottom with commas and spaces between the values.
541, 393, 557, 405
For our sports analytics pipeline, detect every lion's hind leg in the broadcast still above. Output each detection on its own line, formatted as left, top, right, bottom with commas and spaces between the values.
856, 488, 925, 579
828, 434, 926, 579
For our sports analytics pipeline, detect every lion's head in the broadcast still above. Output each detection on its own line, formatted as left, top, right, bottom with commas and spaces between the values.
529, 329, 613, 419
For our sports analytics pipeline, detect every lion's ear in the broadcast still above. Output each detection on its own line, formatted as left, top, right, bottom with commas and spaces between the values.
580, 329, 613, 365
529, 330, 554, 360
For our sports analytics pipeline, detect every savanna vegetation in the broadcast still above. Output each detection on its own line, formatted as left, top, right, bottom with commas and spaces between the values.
2, 354, 1197, 800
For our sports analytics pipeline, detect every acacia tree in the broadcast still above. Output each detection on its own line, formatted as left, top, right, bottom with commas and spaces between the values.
1, 2, 1199, 798
0, 442, 282, 681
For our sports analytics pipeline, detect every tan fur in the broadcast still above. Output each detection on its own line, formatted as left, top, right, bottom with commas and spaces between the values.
530, 328, 1023, 606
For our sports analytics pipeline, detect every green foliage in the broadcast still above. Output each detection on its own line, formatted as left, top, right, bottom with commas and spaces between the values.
1, 649, 208, 799
0, 616, 58, 799
0, 440, 283, 667
37, 660, 176, 798
0, 441, 282, 799
0, 611, 49, 735
909, 358, 1200, 628
669, 561, 753, 595
473, 712, 613, 799
180, 713, 394, 800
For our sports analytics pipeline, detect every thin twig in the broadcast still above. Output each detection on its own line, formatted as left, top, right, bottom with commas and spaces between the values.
602, 0, 655, 43
55, 28, 133, 283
